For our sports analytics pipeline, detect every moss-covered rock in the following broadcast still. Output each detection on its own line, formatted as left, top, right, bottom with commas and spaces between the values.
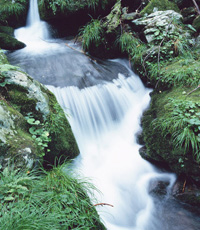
141, 88, 200, 184
0, 67, 79, 169
0, 100, 39, 169
0, 32, 26, 50
141, 0, 180, 15
42, 89, 80, 165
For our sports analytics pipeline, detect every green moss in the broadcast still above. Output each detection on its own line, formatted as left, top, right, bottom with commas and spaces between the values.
0, 101, 40, 164
142, 87, 200, 179
41, 89, 79, 165
0, 32, 26, 50
141, 0, 180, 15
6, 86, 40, 117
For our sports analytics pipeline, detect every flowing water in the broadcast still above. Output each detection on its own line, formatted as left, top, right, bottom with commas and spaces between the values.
7, 0, 200, 229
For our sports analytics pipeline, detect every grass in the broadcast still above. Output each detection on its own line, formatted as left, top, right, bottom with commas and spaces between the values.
0, 164, 105, 230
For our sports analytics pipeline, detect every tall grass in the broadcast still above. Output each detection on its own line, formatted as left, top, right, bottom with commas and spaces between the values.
0, 164, 105, 230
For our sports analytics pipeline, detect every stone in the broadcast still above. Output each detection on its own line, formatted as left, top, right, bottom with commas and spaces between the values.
132, 10, 186, 43
0, 32, 26, 50
0, 67, 79, 169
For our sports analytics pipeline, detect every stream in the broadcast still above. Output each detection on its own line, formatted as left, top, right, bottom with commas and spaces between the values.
7, 0, 200, 229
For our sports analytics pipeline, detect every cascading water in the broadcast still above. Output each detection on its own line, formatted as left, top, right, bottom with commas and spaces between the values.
14, 0, 51, 52
47, 72, 176, 230
8, 0, 200, 229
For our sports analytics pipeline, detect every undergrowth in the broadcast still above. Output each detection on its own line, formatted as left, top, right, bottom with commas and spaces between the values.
0, 164, 105, 230
39, 0, 108, 15
152, 98, 200, 162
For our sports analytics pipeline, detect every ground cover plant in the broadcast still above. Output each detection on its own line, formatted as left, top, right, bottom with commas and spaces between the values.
0, 163, 106, 230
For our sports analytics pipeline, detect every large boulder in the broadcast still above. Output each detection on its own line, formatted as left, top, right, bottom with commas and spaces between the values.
0, 64, 79, 169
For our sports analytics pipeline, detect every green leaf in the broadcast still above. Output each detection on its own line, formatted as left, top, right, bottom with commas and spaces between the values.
29, 127, 36, 134
27, 118, 36, 125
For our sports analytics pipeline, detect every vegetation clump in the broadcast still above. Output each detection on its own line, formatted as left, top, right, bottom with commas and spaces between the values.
0, 164, 106, 230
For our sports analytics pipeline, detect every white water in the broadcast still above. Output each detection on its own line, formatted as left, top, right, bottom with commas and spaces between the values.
12, 1, 178, 229
47, 73, 176, 230
14, 0, 56, 53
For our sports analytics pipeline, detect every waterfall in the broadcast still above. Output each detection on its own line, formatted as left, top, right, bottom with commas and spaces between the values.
26, 0, 41, 26
14, 0, 51, 52
47, 71, 176, 230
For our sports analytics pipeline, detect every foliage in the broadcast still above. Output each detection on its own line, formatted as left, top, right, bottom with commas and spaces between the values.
117, 32, 146, 58
0, 0, 27, 19
159, 58, 200, 87
25, 113, 51, 157
0, 164, 105, 229
79, 19, 104, 51
133, 19, 196, 89
39, 0, 107, 15
141, 0, 180, 15
153, 98, 200, 162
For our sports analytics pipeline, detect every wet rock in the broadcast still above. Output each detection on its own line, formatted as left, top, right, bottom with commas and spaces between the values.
132, 10, 183, 43
0, 33, 26, 50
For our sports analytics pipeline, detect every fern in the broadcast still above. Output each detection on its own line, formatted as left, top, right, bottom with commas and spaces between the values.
79, 19, 104, 51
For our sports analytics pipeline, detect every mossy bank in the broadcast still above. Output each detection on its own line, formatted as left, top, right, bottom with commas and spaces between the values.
0, 51, 79, 169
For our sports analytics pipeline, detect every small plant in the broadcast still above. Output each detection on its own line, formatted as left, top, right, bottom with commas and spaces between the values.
118, 32, 141, 56
79, 19, 104, 51
25, 113, 51, 157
